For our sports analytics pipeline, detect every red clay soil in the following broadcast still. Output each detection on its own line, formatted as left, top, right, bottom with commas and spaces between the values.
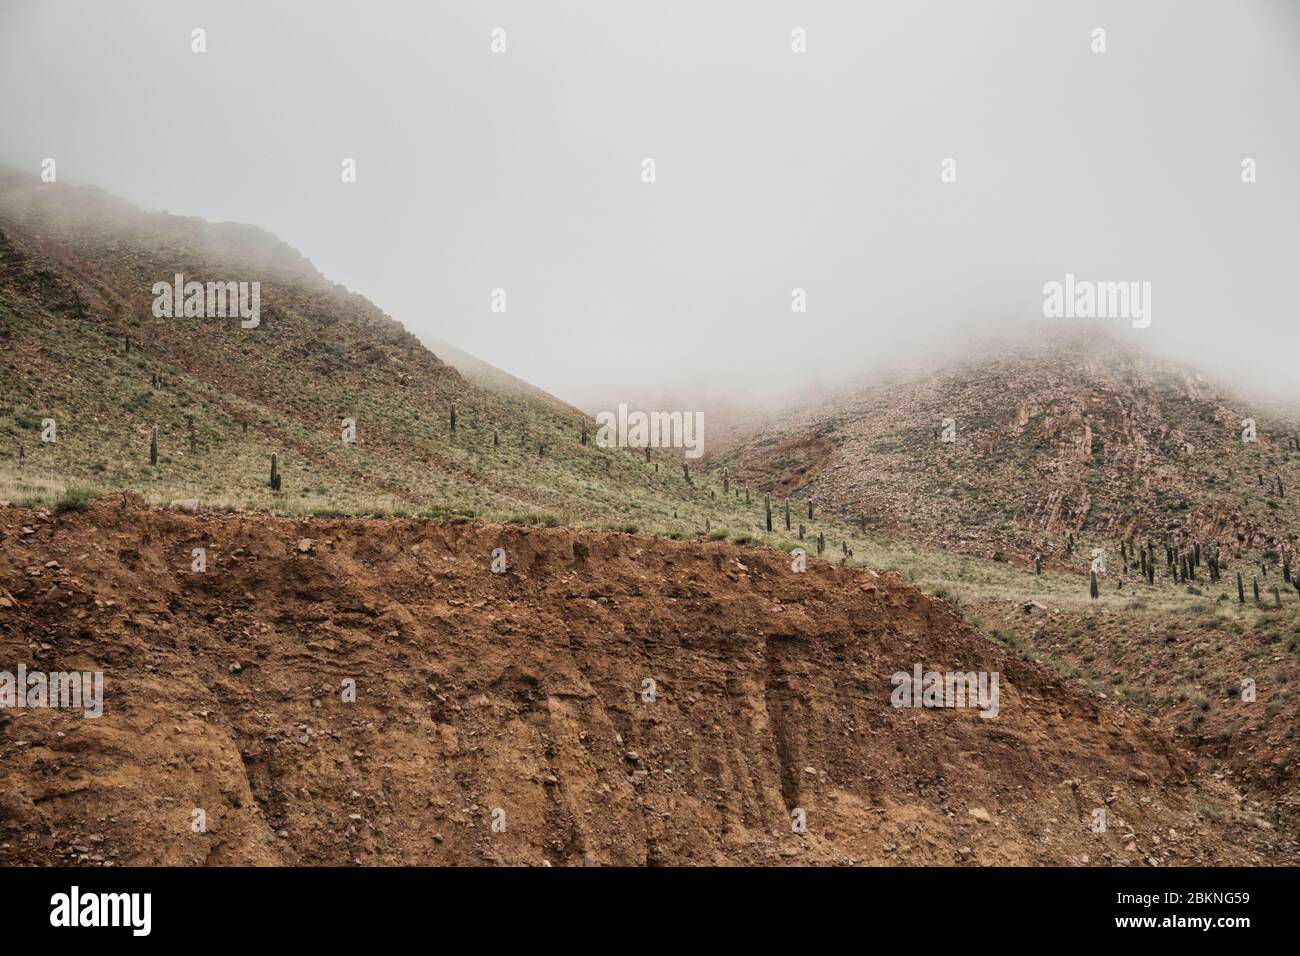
0, 494, 1292, 866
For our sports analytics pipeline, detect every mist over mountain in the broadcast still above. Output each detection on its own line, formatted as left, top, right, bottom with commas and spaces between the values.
2, 0, 1296, 413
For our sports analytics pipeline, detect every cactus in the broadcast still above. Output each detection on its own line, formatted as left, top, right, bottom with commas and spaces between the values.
580, 419, 587, 445
1034, 554, 1042, 576
859, 514, 867, 533
1066, 533, 1073, 556
17, 443, 24, 470
816, 531, 825, 555
723, 468, 729, 494
1089, 570, 1099, 599
270, 452, 281, 490
1277, 475, 1285, 498
807, 499, 814, 521
493, 428, 499, 447
764, 494, 772, 532
1253, 576, 1260, 602
744, 488, 750, 504
682, 463, 690, 483
1273, 586, 1281, 608
1237, 571, 1245, 604
784, 498, 791, 531
150, 427, 158, 466
450, 402, 457, 433
798, 523, 805, 540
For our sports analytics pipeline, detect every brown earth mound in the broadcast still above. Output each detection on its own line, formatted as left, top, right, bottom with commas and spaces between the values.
0, 495, 1291, 865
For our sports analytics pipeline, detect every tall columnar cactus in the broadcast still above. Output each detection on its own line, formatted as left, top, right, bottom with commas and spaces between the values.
580, 419, 587, 445
449, 402, 457, 434
744, 488, 750, 504
807, 499, 814, 521
784, 498, 791, 531
1237, 572, 1245, 604
270, 452, 281, 491
493, 428, 499, 447
1066, 533, 1073, 556
1277, 475, 1285, 498
1034, 554, 1042, 576
1139, 550, 1147, 580
682, 463, 690, 483
1089, 570, 1099, 599
1253, 576, 1260, 602
149, 427, 158, 466
764, 494, 772, 532
723, 468, 729, 494
816, 531, 825, 555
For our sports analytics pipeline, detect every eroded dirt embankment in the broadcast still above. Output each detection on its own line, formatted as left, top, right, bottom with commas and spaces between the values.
0, 495, 1290, 865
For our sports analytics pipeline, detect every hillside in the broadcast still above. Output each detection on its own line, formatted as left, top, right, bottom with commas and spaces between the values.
0, 495, 1292, 865
713, 332, 1300, 570
0, 170, 802, 544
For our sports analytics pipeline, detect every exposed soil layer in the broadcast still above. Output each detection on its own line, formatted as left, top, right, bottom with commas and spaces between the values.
0, 495, 1293, 866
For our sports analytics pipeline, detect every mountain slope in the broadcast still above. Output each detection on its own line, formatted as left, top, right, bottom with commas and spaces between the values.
714, 332, 1300, 568
0, 171, 778, 541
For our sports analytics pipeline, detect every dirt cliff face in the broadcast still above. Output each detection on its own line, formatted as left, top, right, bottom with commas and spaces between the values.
0, 496, 1290, 866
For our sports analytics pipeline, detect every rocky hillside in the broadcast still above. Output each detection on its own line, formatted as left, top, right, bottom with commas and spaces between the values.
0, 495, 1290, 865
714, 333, 1300, 568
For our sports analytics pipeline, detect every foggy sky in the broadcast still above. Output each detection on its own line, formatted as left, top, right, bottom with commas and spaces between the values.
1, 0, 1297, 411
